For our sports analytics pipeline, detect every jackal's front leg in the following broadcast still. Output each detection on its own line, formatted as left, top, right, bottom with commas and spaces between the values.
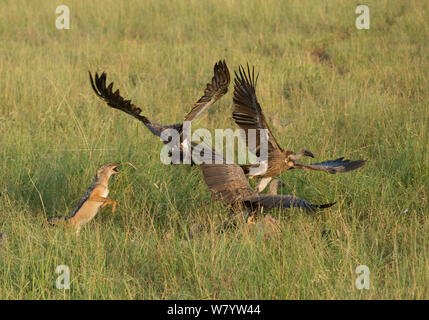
89, 195, 117, 214
100, 200, 117, 214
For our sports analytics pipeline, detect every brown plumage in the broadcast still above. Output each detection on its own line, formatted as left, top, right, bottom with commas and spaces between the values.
232, 64, 365, 192
89, 60, 230, 143
196, 143, 335, 213
183, 60, 230, 122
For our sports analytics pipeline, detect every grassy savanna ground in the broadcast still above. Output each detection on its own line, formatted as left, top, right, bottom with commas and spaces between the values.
0, 0, 428, 299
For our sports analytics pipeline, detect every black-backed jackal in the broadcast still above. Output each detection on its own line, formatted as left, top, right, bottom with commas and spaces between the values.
48, 163, 119, 234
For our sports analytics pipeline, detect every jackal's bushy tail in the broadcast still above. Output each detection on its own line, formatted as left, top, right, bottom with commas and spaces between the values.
47, 215, 67, 226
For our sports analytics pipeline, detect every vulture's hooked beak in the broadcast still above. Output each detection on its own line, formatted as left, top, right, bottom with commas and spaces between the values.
289, 149, 315, 161
303, 150, 315, 158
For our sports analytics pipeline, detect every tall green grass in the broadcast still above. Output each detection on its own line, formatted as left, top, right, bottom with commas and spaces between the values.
0, 0, 427, 299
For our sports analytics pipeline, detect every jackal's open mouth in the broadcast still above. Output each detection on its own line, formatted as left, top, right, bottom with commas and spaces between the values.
112, 165, 120, 173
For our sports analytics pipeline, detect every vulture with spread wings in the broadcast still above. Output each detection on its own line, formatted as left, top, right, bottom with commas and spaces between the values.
232, 65, 365, 192
196, 143, 335, 213
89, 60, 230, 162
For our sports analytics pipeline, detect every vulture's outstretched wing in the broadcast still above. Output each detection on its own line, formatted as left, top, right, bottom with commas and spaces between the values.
232, 64, 284, 159
89, 71, 179, 137
184, 60, 230, 122
244, 195, 336, 212
90, 59, 229, 139
180, 60, 230, 159
294, 157, 366, 174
